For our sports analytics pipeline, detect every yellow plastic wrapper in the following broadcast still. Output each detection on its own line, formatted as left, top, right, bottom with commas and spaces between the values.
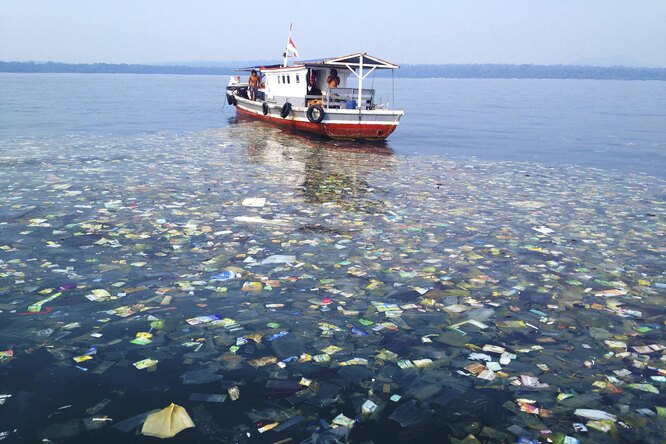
241, 281, 263, 291
133, 358, 158, 369
141, 403, 195, 438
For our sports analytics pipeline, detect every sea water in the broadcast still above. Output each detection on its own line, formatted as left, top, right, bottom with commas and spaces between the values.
0, 73, 664, 443
1, 74, 665, 177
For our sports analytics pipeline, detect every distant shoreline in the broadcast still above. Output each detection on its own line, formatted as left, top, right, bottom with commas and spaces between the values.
2, 61, 665, 80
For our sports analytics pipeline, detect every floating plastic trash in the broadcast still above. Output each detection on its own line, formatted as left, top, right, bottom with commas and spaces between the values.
180, 369, 223, 385
140, 403, 195, 438
1, 126, 664, 443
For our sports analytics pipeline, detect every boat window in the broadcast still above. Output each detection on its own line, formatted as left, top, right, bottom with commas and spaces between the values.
287, 75, 290, 84
277, 75, 280, 84
295, 74, 300, 83
282, 75, 286, 83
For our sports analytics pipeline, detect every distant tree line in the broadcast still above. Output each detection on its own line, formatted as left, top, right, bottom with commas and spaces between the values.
0, 61, 234, 75
390, 63, 666, 80
1, 61, 665, 80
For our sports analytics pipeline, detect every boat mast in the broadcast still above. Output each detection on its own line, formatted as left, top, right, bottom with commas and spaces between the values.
283, 24, 292, 67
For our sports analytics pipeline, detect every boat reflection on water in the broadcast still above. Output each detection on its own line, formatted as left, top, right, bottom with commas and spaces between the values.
230, 117, 396, 210
231, 114, 395, 154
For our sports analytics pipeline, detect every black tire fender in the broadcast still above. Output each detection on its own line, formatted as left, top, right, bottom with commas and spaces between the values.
262, 102, 269, 115
306, 105, 325, 123
227, 93, 237, 106
280, 102, 292, 118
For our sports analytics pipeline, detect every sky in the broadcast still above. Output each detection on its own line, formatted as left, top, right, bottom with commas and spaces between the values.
1, 0, 665, 67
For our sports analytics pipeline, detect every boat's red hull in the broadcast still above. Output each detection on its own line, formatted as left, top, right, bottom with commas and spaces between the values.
235, 106, 398, 140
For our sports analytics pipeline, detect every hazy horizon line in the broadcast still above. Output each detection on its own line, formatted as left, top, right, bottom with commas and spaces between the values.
4, 59, 666, 69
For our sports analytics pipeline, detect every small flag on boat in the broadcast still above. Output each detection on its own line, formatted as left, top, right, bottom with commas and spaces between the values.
287, 37, 299, 58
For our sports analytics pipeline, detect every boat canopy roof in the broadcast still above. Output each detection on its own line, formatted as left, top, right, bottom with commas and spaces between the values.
301, 53, 399, 70
237, 52, 399, 72
236, 64, 283, 72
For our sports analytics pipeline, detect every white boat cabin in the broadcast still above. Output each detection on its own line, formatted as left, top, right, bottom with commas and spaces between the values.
233, 53, 399, 111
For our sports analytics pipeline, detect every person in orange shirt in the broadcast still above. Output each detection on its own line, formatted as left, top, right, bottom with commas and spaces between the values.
326, 69, 340, 88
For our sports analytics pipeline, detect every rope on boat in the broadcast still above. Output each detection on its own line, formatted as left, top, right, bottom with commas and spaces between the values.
221, 90, 227, 112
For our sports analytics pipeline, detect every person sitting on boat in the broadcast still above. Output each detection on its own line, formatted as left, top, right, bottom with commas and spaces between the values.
326, 69, 340, 88
248, 70, 260, 101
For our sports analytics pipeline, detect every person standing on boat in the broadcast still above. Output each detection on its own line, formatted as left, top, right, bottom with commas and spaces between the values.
307, 69, 321, 95
248, 69, 260, 101
327, 69, 340, 88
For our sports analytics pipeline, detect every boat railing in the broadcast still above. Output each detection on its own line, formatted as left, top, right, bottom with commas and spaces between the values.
325, 88, 375, 109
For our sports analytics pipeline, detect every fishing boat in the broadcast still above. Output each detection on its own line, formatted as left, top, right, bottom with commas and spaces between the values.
225, 30, 404, 141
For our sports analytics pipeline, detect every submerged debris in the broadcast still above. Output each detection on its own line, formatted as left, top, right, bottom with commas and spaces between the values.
0, 126, 664, 443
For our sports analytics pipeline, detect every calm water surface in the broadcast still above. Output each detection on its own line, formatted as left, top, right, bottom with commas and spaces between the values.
1, 73, 665, 177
